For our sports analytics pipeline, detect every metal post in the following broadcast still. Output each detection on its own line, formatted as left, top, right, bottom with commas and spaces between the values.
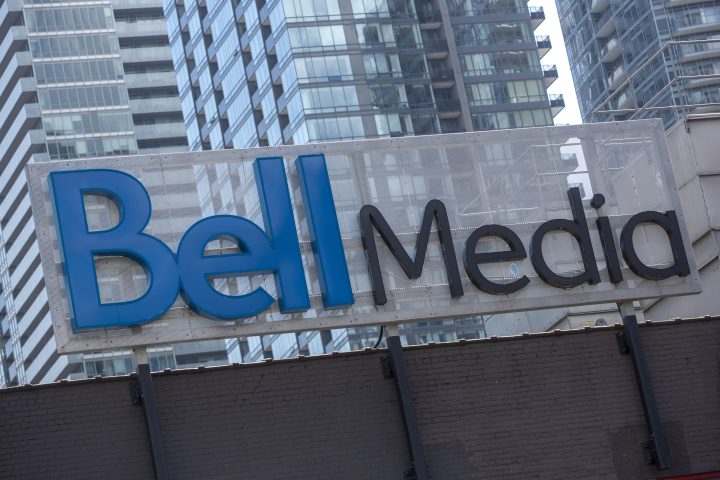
384, 325, 428, 480
617, 303, 670, 470
133, 348, 169, 480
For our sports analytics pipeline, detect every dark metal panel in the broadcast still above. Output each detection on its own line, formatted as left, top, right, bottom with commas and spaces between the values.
386, 335, 429, 480
136, 363, 169, 480
619, 314, 670, 470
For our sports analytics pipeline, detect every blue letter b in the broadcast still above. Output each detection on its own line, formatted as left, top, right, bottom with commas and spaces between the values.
50, 170, 180, 331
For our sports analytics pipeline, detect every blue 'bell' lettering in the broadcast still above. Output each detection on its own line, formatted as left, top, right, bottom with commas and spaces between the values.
50, 155, 354, 331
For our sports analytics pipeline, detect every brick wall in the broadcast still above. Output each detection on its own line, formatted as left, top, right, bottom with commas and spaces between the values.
1, 318, 718, 479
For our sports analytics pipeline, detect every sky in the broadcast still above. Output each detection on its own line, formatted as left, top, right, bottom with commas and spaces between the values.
528, 0, 583, 125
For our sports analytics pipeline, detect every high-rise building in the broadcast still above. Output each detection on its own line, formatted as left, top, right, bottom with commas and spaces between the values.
162, 0, 566, 361
558, 0, 720, 126
114, 0, 189, 154
0, 0, 192, 387
165, 0, 562, 150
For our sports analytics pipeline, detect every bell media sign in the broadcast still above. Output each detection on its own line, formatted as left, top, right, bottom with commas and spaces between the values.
27, 121, 700, 352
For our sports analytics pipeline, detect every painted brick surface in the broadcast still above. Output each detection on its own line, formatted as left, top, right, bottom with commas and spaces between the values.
0, 318, 718, 480
0, 378, 153, 479
405, 319, 720, 479
151, 353, 410, 479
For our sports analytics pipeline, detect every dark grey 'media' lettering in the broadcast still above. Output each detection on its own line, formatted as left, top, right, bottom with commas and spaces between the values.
464, 224, 529, 295
359, 200, 463, 305
620, 210, 690, 280
591, 193, 624, 284
360, 189, 691, 305
529, 187, 601, 289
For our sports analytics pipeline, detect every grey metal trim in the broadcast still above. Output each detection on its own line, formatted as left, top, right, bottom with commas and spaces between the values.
617, 313, 670, 470
386, 335, 428, 480
135, 364, 169, 480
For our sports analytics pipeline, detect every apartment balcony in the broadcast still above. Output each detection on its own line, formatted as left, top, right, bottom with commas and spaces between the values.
424, 41, 449, 60
276, 92, 288, 114
606, 64, 627, 90
130, 97, 182, 115
0, 52, 32, 100
417, 10, 442, 29
685, 66, 720, 89
137, 144, 187, 155
111, 0, 161, 10
265, 34, 275, 55
675, 12, 720, 37
542, 64, 558, 87
4, 339, 13, 362
258, 2, 270, 25
270, 61, 283, 84
666, 0, 707, 7
535, 35, 552, 58
601, 36, 622, 63
1, 315, 9, 339
614, 88, 636, 110
595, 10, 616, 38
0, 0, 23, 39
436, 98, 462, 119
590, 0, 610, 13
120, 46, 173, 64
549, 94, 565, 116
430, 69, 455, 88
184, 39, 194, 60
530, 6, 545, 29
202, 13, 212, 34
7, 362, 17, 384
195, 88, 214, 112
0, 26, 27, 74
115, 19, 170, 38
685, 87, 720, 113
125, 71, 179, 89
677, 38, 720, 63
0, 78, 36, 133
134, 122, 187, 141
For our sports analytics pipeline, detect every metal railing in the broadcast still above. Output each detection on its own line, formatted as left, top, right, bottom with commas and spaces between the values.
593, 39, 720, 121
549, 93, 565, 106
542, 64, 558, 75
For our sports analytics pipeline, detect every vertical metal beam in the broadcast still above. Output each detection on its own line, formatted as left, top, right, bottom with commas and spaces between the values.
619, 313, 670, 470
386, 334, 429, 480
136, 363, 169, 480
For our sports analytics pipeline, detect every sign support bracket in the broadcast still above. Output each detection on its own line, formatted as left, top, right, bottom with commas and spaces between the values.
616, 302, 670, 470
383, 324, 428, 480
132, 347, 169, 480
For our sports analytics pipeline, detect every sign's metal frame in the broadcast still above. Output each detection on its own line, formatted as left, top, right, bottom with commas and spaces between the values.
25, 120, 701, 353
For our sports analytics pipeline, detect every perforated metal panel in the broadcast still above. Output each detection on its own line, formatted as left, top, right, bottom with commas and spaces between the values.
26, 120, 701, 353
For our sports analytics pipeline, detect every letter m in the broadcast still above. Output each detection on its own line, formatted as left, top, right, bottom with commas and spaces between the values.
359, 200, 463, 305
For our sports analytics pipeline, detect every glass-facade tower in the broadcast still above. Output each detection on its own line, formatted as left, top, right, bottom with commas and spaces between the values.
164, 0, 565, 360
165, 0, 562, 151
559, 0, 720, 125
0, 0, 192, 387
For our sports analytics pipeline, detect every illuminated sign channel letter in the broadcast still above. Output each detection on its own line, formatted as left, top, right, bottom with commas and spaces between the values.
50, 155, 353, 331
50, 169, 180, 331
176, 157, 310, 320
